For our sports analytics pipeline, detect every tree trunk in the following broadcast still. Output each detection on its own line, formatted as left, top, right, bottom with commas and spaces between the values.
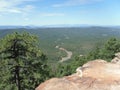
15, 66, 21, 90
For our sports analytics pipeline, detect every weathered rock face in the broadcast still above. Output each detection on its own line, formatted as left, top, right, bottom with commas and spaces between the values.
36, 59, 120, 90
111, 52, 120, 64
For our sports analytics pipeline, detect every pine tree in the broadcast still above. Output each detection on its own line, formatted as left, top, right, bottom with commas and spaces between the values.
0, 32, 50, 90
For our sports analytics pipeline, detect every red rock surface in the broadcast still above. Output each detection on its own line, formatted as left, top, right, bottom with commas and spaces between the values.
36, 59, 120, 90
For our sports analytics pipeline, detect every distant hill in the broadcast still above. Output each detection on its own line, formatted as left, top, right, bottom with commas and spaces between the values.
0, 25, 41, 29
41, 24, 92, 28
0, 25, 120, 29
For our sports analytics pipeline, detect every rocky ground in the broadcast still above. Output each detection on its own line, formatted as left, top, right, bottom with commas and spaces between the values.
36, 53, 120, 90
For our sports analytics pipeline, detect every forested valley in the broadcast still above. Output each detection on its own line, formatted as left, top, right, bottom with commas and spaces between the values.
0, 27, 120, 90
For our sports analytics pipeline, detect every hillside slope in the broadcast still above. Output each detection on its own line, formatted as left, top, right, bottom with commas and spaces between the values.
0, 27, 120, 62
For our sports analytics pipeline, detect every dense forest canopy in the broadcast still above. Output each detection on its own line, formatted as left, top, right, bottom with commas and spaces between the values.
0, 27, 120, 63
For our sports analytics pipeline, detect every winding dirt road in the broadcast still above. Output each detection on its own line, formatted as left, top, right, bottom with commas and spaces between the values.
58, 47, 73, 62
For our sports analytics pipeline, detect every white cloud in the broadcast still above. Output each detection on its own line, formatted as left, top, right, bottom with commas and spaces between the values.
40, 13, 65, 17
52, 0, 104, 7
24, 17, 29, 21
8, 9, 22, 13
0, 0, 36, 14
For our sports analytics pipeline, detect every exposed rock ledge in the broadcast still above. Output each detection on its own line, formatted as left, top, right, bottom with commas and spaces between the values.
36, 56, 120, 90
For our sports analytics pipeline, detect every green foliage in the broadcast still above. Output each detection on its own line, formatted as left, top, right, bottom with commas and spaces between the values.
1, 27, 120, 63
0, 32, 51, 90
0, 29, 120, 89
87, 38, 120, 61
87, 46, 101, 60
54, 37, 120, 77
52, 56, 89, 78
99, 38, 120, 60
53, 63, 72, 77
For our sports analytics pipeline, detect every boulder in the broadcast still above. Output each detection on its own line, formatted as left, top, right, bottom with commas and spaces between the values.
111, 52, 120, 64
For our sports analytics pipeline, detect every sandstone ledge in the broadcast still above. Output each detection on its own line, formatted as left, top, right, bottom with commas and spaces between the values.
36, 59, 120, 90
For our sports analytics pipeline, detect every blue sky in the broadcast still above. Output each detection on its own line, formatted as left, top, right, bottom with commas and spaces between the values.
0, 0, 120, 26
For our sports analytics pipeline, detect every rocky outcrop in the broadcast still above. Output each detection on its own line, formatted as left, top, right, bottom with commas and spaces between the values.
36, 59, 120, 90
111, 52, 120, 64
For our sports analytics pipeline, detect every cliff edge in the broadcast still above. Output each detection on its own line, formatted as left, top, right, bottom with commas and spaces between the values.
36, 53, 120, 90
